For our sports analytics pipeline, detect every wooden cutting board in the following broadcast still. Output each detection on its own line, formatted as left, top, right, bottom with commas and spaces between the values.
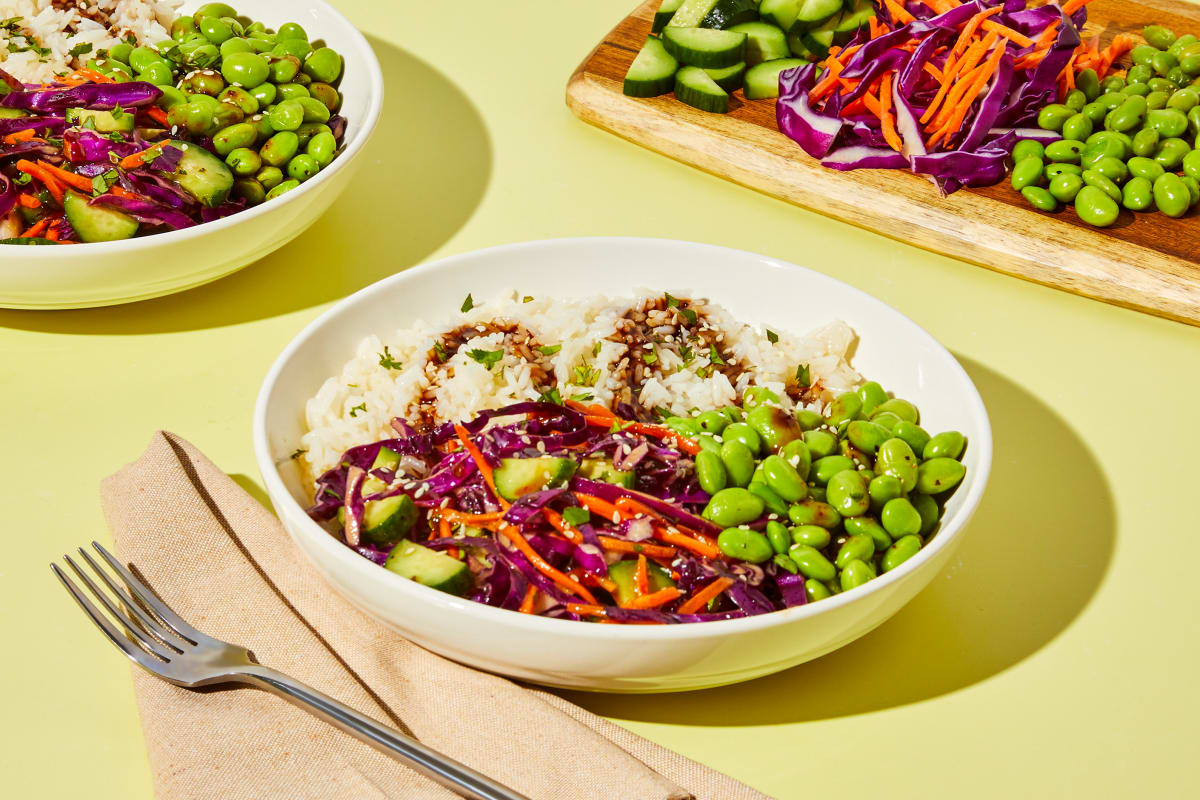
566, 0, 1200, 326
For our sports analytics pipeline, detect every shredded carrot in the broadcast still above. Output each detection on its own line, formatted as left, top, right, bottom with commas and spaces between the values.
453, 424, 507, 510
879, 72, 903, 152
868, 16, 882, 38
539, 508, 583, 545
923, 62, 944, 82
36, 160, 94, 193
19, 219, 48, 238
567, 603, 607, 618
17, 194, 40, 209
500, 522, 598, 604
118, 144, 163, 170
623, 587, 681, 610
810, 58, 845, 102
3, 128, 34, 145
574, 492, 625, 523
677, 577, 735, 615
437, 516, 452, 540
595, 536, 676, 559
980, 20, 1033, 48
581, 415, 700, 455
655, 527, 723, 559
928, 43, 1006, 148
882, 0, 915, 25
518, 584, 538, 614
436, 509, 505, 526
952, 6, 1004, 58
45, 226, 60, 241
634, 555, 649, 597
1060, 0, 1096, 14
70, 68, 113, 84
14, 160, 62, 206
143, 106, 169, 126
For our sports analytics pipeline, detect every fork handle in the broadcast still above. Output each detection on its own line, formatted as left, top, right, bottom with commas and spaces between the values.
240, 666, 532, 800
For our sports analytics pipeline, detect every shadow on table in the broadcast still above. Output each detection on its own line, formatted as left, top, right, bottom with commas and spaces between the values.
0, 36, 491, 335
562, 356, 1115, 725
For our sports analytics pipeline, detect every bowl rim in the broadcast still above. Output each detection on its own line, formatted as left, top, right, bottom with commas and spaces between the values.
12, 0, 384, 258
253, 237, 993, 641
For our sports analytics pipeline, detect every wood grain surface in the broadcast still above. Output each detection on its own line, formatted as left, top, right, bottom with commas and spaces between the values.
566, 0, 1200, 326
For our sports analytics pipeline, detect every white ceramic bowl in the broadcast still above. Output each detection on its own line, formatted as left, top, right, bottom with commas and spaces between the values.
0, 0, 382, 309
254, 238, 992, 692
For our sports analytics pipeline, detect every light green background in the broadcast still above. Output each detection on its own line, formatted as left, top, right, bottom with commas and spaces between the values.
3, 1, 1198, 796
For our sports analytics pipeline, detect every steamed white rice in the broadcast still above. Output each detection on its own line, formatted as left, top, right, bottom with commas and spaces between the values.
302, 290, 863, 476
0, 1, 179, 84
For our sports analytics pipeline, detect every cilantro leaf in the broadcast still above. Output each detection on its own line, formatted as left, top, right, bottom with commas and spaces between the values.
642, 349, 658, 365
665, 292, 679, 308
795, 363, 811, 387
766, 329, 779, 344
68, 42, 93, 58
349, 403, 366, 418
562, 506, 591, 527
378, 346, 403, 370
708, 344, 726, 366
523, 295, 534, 303
467, 348, 504, 370
569, 392, 593, 403
460, 293, 474, 313
538, 344, 561, 356
539, 387, 563, 405
680, 307, 698, 324
432, 341, 448, 362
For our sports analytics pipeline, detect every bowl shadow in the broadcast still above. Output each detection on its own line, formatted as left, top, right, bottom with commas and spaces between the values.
557, 356, 1115, 724
0, 36, 491, 335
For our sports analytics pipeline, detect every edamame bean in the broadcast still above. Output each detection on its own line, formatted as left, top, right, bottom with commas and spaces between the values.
882, 535, 923, 572
225, 146, 262, 176
1096, 91, 1125, 111
1049, 172, 1084, 202
1156, 136, 1192, 169
211, 121, 255, 156
665, 415, 701, 437
1169, 88, 1200, 112
1010, 156, 1045, 190
812, 455, 855, 486
922, 431, 965, 460
742, 387, 779, 409
276, 21, 309, 42
704, 488, 764, 526
881, 497, 922, 538
836, 535, 875, 569
303, 46, 342, 83
717, 528, 773, 564
910, 492, 940, 535
870, 411, 903, 431
1064, 89, 1087, 112
265, 178, 300, 200
270, 54, 302, 83
1022, 186, 1057, 211
1149, 76, 1178, 94
787, 499, 841, 529
276, 82, 311, 102
760, 454, 805, 502
1132, 45, 1159, 68
803, 429, 837, 459
1171, 34, 1199, 56
213, 100, 244, 128
1077, 68, 1101, 100
1123, 81, 1151, 97
827, 470, 869, 517
916, 457, 967, 495
779, 438, 811, 482
1044, 139, 1084, 164
1045, 163, 1082, 178
851, 382, 886, 416
795, 408, 823, 430
198, 14, 233, 45
892, 421, 931, 456
166, 101, 215, 135
1148, 108, 1189, 137
156, 85, 187, 110
805, 579, 831, 602
273, 37, 313, 60
791, 524, 830, 548
1100, 75, 1126, 92
840, 559, 876, 592
1122, 175, 1155, 210
255, 165, 284, 190
745, 405, 802, 452
218, 85, 258, 114
824, 392, 862, 426
1081, 101, 1109, 124
1012, 139, 1045, 162
219, 37, 253, 59
697, 409, 727, 434
138, 61, 173, 86
871, 398, 919, 424
1082, 169, 1122, 202
1153, 50, 1179, 76
1061, 112, 1093, 141
1147, 90, 1170, 110
231, 177, 266, 205
747, 481, 790, 517
267, 99, 305, 132
1107, 97, 1147, 131
867, 474, 903, 507
1154, 172, 1191, 217
1073, 184, 1120, 226
1182, 174, 1200, 205
260, 130, 299, 167
1145, 25, 1177, 50
789, 545, 835, 581
720, 440, 756, 488
845, 420, 890, 454
774, 554, 799, 574
876, 438, 918, 491
723, 422, 762, 455
1037, 103, 1076, 131
845, 516, 891, 550
1132, 128, 1161, 157
193, 3, 237, 21
1128, 155, 1166, 182
696, 450, 728, 495
309, 82, 341, 113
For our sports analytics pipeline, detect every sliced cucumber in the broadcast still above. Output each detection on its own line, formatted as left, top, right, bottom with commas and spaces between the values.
705, 61, 746, 92
384, 540, 471, 596
162, 140, 234, 207
361, 494, 418, 546
608, 560, 677, 607
65, 107, 134, 132
623, 36, 679, 98
667, 0, 722, 27
801, 11, 842, 58
578, 458, 636, 488
832, 4, 864, 43
63, 191, 139, 243
840, 0, 875, 31
744, 58, 808, 99
702, 0, 759, 29
0, 108, 29, 119
793, 0, 842, 28
493, 457, 577, 501
652, 0, 685, 33
674, 65, 729, 112
759, 0, 800, 30
728, 21, 790, 66
662, 26, 746, 68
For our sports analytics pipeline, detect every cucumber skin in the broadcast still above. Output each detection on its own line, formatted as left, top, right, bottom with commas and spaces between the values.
652, 0, 685, 33
702, 0, 760, 30
743, 58, 808, 100
705, 62, 747, 92
662, 28, 747, 69
623, 37, 679, 98
729, 21, 791, 66
675, 67, 730, 113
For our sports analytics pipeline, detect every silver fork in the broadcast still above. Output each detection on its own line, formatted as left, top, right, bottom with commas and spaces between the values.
52, 541, 531, 800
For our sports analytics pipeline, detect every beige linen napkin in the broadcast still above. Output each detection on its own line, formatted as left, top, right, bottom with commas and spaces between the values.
99, 432, 772, 800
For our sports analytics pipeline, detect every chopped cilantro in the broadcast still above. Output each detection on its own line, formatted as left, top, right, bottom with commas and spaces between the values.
538, 344, 561, 356
538, 387, 563, 405
562, 506, 591, 527
569, 392, 594, 403
523, 295, 534, 303
795, 363, 811, 387
654, 405, 672, 421
708, 344, 726, 366
378, 346, 403, 370
766, 329, 779, 344
642, 349, 658, 365
460, 293, 474, 313
573, 364, 600, 387
467, 348, 504, 370
680, 307, 698, 325
289, 448, 307, 460
665, 292, 679, 308
432, 341, 448, 362
349, 403, 366, 418
678, 343, 694, 365
592, 340, 602, 357
68, 42, 93, 58
14, 172, 30, 186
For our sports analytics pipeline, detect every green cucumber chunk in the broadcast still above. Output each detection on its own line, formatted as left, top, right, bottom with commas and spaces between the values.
760, 0, 801, 31
729, 21, 791, 66
384, 540, 471, 596
667, 0, 723, 27
787, 31, 817, 59
608, 559, 677, 606
675, 65, 730, 112
801, 11, 842, 58
493, 456, 577, 501
363, 446, 402, 495
163, 140, 234, 207
794, 0, 842, 27
361, 493, 418, 546
841, 0, 876, 30
623, 36, 679, 98
65, 107, 134, 132
704, 61, 746, 92
744, 58, 808, 99
578, 458, 636, 488
662, 26, 746, 68
653, 0, 685, 33
63, 190, 139, 242
702, 0, 760, 29
0, 108, 29, 119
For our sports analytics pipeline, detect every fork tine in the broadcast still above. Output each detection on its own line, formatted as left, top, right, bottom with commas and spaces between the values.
76, 548, 189, 652
63, 555, 175, 661
51, 563, 165, 675
89, 542, 208, 644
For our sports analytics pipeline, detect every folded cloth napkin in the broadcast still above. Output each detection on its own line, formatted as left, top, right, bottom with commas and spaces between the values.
99, 432, 772, 800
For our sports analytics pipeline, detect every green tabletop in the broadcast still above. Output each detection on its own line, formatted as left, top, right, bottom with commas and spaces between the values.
3, 1, 1199, 796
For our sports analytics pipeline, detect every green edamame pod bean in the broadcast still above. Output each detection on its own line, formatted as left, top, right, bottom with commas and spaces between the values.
1012, 139, 1045, 162
665, 415, 701, 437
695, 450, 728, 495
272, 38, 313, 60
720, 440, 756, 488
762, 454, 807, 502
1081, 101, 1109, 124
787, 499, 841, 529
1082, 170, 1122, 202
1155, 136, 1192, 169
802, 429, 837, 459
779, 439, 811, 482
170, 17, 196, 42
255, 165, 283, 190
855, 381, 888, 415
265, 178, 300, 200
270, 54, 302, 83
871, 398, 919, 424
869, 411, 902, 431
212, 121, 256, 156
1145, 25, 1177, 50
923, 431, 965, 460
795, 408, 823, 431
1122, 175, 1154, 210
1170, 67, 1191, 87
916, 457, 967, 495
156, 85, 187, 110
867, 474, 903, 507
1049, 172, 1084, 202
811, 455, 855, 486
697, 409, 727, 434
249, 81, 277, 107
805, 579, 832, 602
1171, 34, 1199, 55
1132, 128, 1161, 157
826, 470, 869, 517
1181, 174, 1199, 205
1146, 90, 1170, 110
1149, 76, 1177, 93
166, 101, 215, 135
218, 86, 258, 115
260, 131, 299, 167
303, 46, 343, 83
267, 99, 305, 132
225, 146, 262, 176
881, 497, 922, 538
836, 535, 875, 569
1074, 184, 1120, 226
1096, 92, 1125, 111
1183, 50, 1200, 77
1148, 108, 1189, 137
1153, 172, 1191, 217
824, 392, 862, 426
745, 405, 802, 453
276, 82, 311, 102
1091, 156, 1128, 184
1107, 97, 1147, 131
696, 434, 721, 455
844, 516, 891, 551
704, 487, 764, 527
789, 545, 836, 582
1169, 88, 1200, 112
1128, 63, 1154, 84
1100, 76, 1126, 92
1045, 163, 1082, 179
846, 420, 891, 453
1131, 45, 1159, 69
717, 528, 773, 564
1010, 156, 1045, 190
220, 51, 269, 88
219, 37, 253, 59
791, 524, 830, 549
193, 3, 237, 22
911, 492, 940, 536
742, 387, 779, 409
1037, 103, 1076, 131
1064, 89, 1087, 111
1061, 112, 1093, 141
1077, 68, 1101, 100
747, 481, 790, 517
1153, 50, 1179, 76
1185, 149, 1200, 181
309, 82, 341, 112
138, 61, 173, 86
774, 554, 799, 574
723, 422, 762, 455
892, 421, 931, 456
840, 559, 876, 592
1044, 139, 1084, 163
1128, 155, 1166, 181
277, 22, 309, 42
231, 177, 266, 205
876, 438, 918, 492
882, 535, 923, 572
1021, 185, 1058, 211
1124, 81, 1151, 97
